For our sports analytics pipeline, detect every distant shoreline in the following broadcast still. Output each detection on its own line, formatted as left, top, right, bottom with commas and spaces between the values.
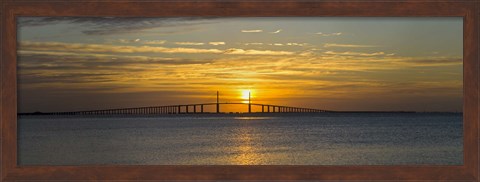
17, 111, 463, 117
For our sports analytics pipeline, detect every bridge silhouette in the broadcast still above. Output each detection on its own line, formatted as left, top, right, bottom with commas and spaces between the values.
25, 91, 330, 115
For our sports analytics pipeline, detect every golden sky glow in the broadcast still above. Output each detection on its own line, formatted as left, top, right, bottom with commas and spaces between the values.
17, 17, 463, 112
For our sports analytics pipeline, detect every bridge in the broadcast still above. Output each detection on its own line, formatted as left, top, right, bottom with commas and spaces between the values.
23, 91, 330, 115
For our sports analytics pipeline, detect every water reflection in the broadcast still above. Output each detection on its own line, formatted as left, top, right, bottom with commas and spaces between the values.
234, 117, 274, 120
231, 120, 262, 165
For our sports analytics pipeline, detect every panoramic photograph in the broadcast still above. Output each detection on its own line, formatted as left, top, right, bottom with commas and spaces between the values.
17, 17, 463, 165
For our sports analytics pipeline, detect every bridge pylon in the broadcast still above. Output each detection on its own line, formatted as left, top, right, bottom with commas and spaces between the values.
216, 91, 220, 113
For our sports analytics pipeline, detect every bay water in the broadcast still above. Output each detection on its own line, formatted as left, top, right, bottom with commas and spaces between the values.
18, 113, 463, 165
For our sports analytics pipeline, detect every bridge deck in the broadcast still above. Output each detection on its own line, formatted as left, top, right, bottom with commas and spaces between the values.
20, 102, 329, 115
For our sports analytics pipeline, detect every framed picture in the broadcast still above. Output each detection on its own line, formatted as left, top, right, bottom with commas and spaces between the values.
1, 0, 479, 181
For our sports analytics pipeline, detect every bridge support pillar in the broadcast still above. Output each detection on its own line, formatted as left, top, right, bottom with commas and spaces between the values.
262, 105, 264, 113
194, 105, 197, 113
201, 105, 204, 113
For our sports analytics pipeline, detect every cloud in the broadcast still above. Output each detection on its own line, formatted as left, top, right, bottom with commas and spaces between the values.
116, 39, 141, 43
398, 58, 462, 67
240, 29, 280, 34
324, 51, 387, 57
269, 29, 282, 34
18, 17, 219, 35
245, 43, 263, 45
19, 41, 293, 56
241, 29, 263, 33
209, 42, 225, 46
17, 44, 463, 113
316, 32, 342, 36
245, 42, 307, 47
18, 50, 214, 68
223, 48, 294, 55
324, 43, 377, 48
143, 40, 166, 45
174, 42, 205, 46
20, 41, 222, 54
299, 50, 318, 57
286, 43, 308, 46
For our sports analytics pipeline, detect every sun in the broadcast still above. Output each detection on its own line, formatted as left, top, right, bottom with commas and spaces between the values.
241, 90, 251, 100
240, 89, 255, 103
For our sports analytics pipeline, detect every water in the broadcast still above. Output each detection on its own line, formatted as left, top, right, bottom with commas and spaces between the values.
18, 113, 463, 165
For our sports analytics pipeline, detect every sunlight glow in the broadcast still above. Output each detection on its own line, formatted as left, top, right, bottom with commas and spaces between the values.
241, 90, 251, 100
240, 89, 255, 104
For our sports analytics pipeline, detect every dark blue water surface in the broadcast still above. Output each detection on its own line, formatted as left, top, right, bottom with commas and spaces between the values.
18, 113, 463, 165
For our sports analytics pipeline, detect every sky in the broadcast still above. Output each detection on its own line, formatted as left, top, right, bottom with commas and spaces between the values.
17, 17, 463, 113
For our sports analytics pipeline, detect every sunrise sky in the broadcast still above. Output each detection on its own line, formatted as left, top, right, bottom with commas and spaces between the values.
17, 17, 463, 113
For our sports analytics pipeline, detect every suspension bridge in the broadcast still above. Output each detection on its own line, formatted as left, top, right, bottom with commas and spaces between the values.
21, 91, 330, 115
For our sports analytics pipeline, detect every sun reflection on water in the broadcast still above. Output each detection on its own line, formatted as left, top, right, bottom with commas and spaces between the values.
231, 121, 261, 165
233, 117, 274, 120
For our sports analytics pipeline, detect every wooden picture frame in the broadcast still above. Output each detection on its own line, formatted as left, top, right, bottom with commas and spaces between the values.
1, 0, 478, 181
